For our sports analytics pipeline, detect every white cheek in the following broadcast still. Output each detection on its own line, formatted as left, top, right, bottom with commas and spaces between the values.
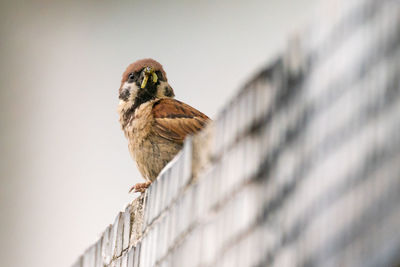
122, 82, 131, 91
123, 82, 139, 100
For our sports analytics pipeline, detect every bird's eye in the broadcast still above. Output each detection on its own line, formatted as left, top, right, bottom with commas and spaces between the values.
128, 72, 136, 82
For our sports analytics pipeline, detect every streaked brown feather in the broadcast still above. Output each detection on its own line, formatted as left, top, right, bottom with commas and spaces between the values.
152, 98, 210, 143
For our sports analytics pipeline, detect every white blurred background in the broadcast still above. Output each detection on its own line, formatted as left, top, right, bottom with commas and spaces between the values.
0, 0, 317, 266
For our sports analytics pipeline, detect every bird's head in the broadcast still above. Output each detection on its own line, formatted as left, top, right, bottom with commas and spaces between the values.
118, 58, 175, 112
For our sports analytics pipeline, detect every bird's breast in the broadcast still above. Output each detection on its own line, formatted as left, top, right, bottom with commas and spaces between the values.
123, 101, 156, 162
123, 102, 153, 137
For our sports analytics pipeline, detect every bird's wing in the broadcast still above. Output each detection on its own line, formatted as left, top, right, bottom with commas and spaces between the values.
152, 98, 210, 143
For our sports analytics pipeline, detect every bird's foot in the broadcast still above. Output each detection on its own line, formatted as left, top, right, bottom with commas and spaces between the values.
129, 181, 152, 193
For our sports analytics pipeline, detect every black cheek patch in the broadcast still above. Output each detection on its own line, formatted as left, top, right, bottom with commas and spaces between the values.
164, 86, 173, 97
119, 89, 130, 101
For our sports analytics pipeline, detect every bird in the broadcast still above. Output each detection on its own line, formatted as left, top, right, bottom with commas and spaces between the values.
117, 58, 210, 193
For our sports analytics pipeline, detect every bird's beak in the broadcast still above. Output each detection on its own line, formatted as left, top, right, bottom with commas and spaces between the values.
141, 67, 158, 89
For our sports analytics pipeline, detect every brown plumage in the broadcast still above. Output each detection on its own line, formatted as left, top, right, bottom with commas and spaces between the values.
117, 58, 210, 193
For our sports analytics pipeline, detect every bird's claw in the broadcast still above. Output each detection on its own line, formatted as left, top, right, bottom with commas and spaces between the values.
129, 181, 151, 193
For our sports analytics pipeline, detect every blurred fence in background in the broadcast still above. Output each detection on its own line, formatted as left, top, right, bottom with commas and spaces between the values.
73, 0, 400, 266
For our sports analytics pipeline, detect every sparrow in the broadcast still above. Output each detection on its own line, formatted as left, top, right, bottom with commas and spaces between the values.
118, 58, 210, 193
